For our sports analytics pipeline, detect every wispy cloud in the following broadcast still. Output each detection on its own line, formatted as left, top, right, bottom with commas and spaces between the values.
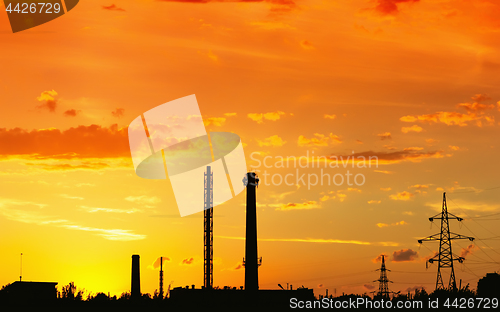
125, 195, 161, 205
216, 236, 398, 246
80, 206, 141, 214
0, 199, 146, 241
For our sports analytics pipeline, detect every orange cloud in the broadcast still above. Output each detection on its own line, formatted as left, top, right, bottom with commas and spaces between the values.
457, 102, 496, 112
0, 125, 129, 158
367, 0, 420, 16
102, 4, 125, 11
180, 257, 194, 265
330, 149, 446, 166
64, 109, 81, 117
203, 117, 226, 126
471, 94, 491, 102
298, 133, 342, 147
274, 201, 320, 211
151, 257, 170, 269
409, 184, 429, 189
372, 253, 389, 263
368, 200, 381, 204
111, 108, 125, 118
378, 132, 391, 140
401, 125, 423, 133
377, 220, 407, 228
389, 191, 414, 201
400, 111, 495, 127
36, 90, 58, 112
324, 114, 336, 120
257, 135, 286, 147
247, 111, 285, 123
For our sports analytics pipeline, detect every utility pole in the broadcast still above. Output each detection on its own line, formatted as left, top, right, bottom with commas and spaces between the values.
418, 192, 474, 290
20, 253, 22, 282
375, 255, 391, 298
204, 166, 213, 289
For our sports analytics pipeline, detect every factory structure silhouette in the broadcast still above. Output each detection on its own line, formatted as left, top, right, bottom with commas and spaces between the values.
130, 169, 315, 307
0, 169, 499, 309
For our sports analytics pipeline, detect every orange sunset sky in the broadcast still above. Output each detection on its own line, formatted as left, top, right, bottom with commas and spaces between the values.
1, 0, 500, 298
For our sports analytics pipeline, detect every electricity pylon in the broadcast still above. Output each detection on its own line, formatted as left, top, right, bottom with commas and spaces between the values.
375, 255, 391, 298
418, 192, 474, 290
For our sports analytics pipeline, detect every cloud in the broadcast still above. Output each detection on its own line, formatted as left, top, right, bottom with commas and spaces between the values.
151, 257, 171, 269
80, 206, 140, 214
0, 199, 145, 241
300, 40, 315, 50
409, 184, 429, 189
324, 114, 336, 120
460, 245, 478, 258
180, 257, 195, 265
378, 132, 392, 140
64, 109, 81, 117
457, 102, 496, 112
372, 254, 389, 263
298, 133, 342, 147
125, 195, 161, 205
374, 170, 394, 174
392, 249, 419, 262
368, 200, 381, 204
425, 200, 500, 213
36, 90, 58, 112
380, 187, 391, 191
330, 149, 447, 166
111, 108, 125, 118
363, 284, 375, 290
400, 106, 495, 127
60, 194, 84, 200
449, 145, 462, 151
0, 124, 129, 158
224, 113, 237, 117
401, 125, 423, 133
102, 4, 125, 11
24, 160, 128, 171
273, 201, 320, 211
217, 236, 399, 247
257, 135, 286, 147
368, 0, 420, 16
376, 220, 407, 228
471, 94, 491, 102
203, 117, 226, 126
247, 111, 285, 123
389, 191, 414, 201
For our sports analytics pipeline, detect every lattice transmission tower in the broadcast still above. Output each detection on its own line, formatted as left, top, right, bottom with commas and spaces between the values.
418, 192, 474, 290
375, 255, 392, 298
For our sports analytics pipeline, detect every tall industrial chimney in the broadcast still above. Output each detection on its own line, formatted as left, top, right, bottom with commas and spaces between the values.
244, 172, 260, 291
131, 255, 141, 298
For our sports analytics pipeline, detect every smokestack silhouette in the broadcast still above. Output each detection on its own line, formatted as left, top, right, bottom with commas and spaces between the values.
131, 255, 141, 298
244, 172, 260, 291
